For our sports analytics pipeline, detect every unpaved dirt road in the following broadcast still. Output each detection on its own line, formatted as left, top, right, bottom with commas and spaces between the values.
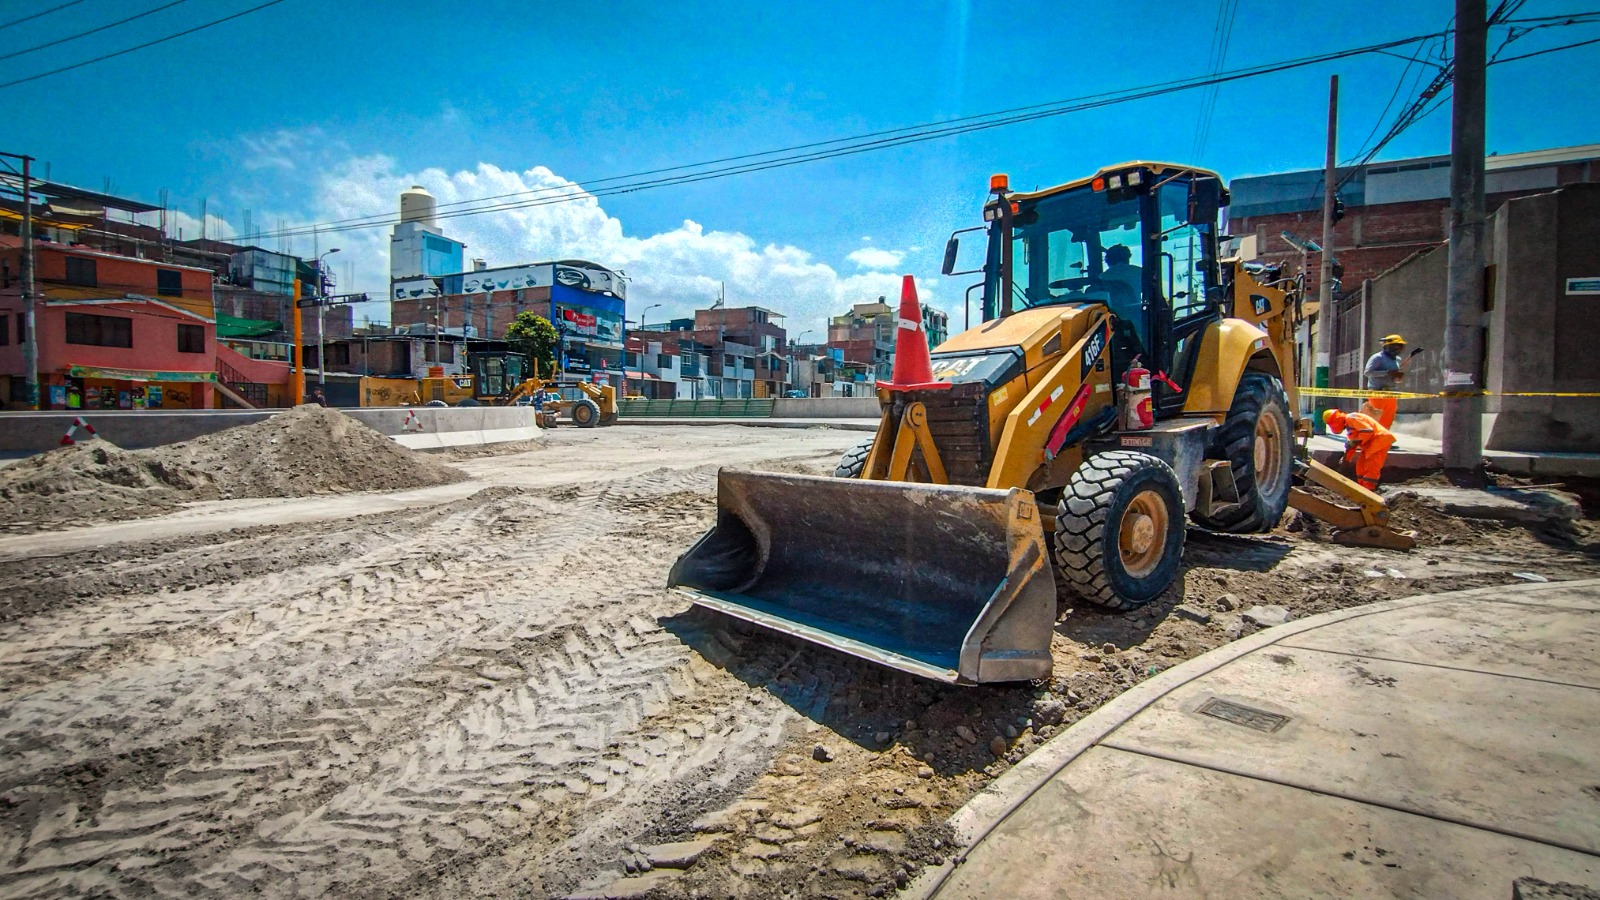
3, 424, 1598, 899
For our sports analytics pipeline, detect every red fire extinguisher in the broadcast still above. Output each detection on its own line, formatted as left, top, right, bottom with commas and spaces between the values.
1121, 356, 1154, 430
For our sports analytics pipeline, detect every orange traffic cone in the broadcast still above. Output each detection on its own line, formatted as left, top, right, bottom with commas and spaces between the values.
878, 275, 949, 392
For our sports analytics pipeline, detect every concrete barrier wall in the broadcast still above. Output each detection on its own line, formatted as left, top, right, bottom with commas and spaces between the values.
770, 397, 879, 418
0, 407, 541, 453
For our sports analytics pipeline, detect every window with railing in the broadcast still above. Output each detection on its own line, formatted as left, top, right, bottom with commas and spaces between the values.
157, 269, 184, 297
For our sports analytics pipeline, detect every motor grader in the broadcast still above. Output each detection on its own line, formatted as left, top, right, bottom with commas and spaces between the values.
501, 364, 618, 428
669, 162, 1409, 684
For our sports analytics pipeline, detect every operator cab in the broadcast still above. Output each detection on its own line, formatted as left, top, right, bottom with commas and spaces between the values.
944, 163, 1229, 416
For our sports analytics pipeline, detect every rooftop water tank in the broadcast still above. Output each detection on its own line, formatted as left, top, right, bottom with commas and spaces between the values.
400, 185, 437, 225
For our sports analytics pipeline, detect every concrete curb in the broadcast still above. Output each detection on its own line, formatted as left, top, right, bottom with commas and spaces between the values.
392, 425, 543, 450
906, 577, 1600, 899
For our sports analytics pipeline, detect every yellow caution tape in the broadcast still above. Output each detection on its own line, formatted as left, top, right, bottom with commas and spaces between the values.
1298, 387, 1600, 399
1297, 387, 1436, 399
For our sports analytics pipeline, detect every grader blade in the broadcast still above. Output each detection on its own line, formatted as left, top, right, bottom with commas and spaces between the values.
667, 470, 1056, 684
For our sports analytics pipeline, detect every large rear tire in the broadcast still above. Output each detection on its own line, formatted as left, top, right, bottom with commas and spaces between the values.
572, 398, 601, 428
1191, 372, 1293, 533
833, 438, 873, 478
1054, 451, 1186, 611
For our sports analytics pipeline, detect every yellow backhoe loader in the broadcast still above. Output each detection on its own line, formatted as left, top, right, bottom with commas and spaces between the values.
669, 162, 1411, 684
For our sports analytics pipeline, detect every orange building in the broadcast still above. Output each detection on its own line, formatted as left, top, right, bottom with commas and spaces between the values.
0, 244, 275, 409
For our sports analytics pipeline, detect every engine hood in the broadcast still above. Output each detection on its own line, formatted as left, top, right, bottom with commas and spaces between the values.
934, 304, 1103, 373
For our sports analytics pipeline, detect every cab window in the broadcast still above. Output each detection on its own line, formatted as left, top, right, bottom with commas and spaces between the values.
1155, 180, 1215, 322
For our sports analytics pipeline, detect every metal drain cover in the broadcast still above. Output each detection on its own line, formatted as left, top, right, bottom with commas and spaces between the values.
1196, 698, 1291, 733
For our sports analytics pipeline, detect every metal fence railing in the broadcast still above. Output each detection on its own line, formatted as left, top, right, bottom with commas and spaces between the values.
617, 398, 776, 418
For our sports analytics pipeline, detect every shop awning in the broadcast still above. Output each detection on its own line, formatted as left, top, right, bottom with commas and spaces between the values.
68, 365, 217, 383
216, 313, 282, 338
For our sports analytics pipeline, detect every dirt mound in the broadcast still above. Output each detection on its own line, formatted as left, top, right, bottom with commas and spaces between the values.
0, 442, 218, 528
0, 406, 463, 532
151, 405, 464, 498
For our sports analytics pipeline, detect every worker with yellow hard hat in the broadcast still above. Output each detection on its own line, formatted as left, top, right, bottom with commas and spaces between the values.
1324, 407, 1396, 490
1361, 334, 1408, 428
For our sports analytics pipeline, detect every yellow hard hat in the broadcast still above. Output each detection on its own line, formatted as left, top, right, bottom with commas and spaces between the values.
1322, 408, 1346, 429
1381, 334, 1406, 345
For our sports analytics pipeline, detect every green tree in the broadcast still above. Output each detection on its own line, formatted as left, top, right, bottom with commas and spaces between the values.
505, 312, 559, 377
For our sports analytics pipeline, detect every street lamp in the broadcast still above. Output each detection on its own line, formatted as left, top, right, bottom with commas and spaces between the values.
629, 303, 662, 398
315, 248, 340, 389
789, 330, 815, 396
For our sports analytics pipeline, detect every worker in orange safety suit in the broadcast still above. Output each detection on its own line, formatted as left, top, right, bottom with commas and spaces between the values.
1323, 408, 1396, 490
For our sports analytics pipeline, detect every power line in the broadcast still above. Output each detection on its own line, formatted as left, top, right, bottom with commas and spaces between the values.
0, 0, 87, 32
1489, 33, 1600, 64
0, 0, 192, 63
1192, 0, 1241, 159
252, 29, 1457, 244
0, 0, 289, 90
1329, 0, 1560, 194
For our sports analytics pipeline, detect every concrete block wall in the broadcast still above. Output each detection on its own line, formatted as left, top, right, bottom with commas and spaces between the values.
770, 397, 879, 418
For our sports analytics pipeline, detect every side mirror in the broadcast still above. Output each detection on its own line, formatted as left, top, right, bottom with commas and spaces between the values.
941, 236, 960, 276
1189, 176, 1225, 226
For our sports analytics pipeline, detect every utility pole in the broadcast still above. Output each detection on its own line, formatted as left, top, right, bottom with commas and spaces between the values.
2, 152, 41, 408
1314, 74, 1339, 433
291, 279, 305, 405
1443, 0, 1488, 472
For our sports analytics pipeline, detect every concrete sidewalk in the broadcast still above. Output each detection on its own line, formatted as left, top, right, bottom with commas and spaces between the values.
912, 580, 1600, 900
1307, 432, 1600, 477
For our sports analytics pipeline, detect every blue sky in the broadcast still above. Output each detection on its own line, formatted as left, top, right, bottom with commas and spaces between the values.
5, 0, 1598, 332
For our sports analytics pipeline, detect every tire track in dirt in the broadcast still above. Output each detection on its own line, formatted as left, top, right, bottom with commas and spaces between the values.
0, 451, 841, 899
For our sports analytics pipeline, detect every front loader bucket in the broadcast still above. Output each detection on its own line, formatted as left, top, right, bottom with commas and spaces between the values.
668, 469, 1056, 684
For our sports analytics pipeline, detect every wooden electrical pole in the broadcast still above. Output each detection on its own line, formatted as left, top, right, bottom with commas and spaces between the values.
1314, 75, 1339, 432
1443, 0, 1488, 471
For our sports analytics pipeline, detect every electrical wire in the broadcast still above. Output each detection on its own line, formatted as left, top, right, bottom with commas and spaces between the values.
0, 0, 289, 90
0, 0, 87, 32
1490, 33, 1600, 63
0, 0, 192, 62
248, 29, 1459, 244
1333, 1, 1583, 190
1192, 0, 1241, 159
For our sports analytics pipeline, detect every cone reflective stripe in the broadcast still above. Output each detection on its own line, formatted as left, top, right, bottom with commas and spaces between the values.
60, 416, 97, 446
878, 275, 949, 392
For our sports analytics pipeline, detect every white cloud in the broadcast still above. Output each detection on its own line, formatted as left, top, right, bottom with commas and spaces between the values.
165, 210, 236, 241
309, 156, 939, 335
845, 247, 906, 271
241, 129, 322, 172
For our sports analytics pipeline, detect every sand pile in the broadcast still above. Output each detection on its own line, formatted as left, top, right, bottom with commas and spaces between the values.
0, 406, 464, 532
150, 405, 464, 498
0, 442, 218, 528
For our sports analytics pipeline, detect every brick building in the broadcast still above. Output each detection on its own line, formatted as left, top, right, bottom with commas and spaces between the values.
1229, 144, 1600, 299
1227, 143, 1600, 390
389, 259, 627, 380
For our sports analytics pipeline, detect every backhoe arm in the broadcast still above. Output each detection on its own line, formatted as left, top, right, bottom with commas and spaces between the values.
1288, 457, 1416, 550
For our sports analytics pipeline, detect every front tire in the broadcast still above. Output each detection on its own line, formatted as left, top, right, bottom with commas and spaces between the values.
572, 398, 601, 428
1191, 372, 1293, 532
833, 438, 873, 478
1054, 451, 1186, 611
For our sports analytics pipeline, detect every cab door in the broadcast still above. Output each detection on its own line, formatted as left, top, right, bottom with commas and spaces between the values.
1146, 176, 1222, 416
